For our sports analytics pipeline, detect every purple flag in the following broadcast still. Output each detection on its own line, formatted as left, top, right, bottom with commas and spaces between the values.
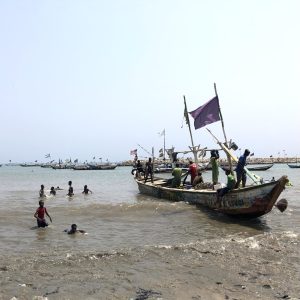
189, 96, 220, 129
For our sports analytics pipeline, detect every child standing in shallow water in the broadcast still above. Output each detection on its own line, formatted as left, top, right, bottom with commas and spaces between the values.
39, 185, 46, 197
50, 186, 56, 195
82, 185, 92, 194
34, 200, 52, 227
67, 181, 74, 196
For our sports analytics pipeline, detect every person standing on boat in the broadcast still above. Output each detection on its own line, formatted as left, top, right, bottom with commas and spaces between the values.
171, 163, 182, 188
135, 160, 144, 179
144, 158, 153, 183
235, 149, 250, 188
210, 150, 220, 186
67, 180, 74, 196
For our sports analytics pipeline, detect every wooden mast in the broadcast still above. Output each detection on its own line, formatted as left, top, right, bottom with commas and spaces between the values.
183, 95, 198, 163
163, 129, 166, 161
214, 83, 232, 171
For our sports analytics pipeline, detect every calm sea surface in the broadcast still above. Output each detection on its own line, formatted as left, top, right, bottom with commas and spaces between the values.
0, 164, 299, 300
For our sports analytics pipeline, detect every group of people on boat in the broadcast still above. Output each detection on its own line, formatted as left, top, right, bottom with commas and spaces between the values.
134, 148, 251, 198
170, 148, 251, 197
132, 158, 154, 183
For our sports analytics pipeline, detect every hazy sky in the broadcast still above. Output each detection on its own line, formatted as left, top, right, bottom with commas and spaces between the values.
1, 0, 299, 163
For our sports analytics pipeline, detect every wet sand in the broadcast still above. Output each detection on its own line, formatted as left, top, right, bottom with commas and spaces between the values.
1, 232, 299, 300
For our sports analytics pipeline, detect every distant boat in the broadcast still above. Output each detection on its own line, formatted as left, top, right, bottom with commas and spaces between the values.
154, 162, 189, 174
73, 163, 117, 170
90, 163, 117, 170
287, 163, 300, 169
40, 163, 55, 168
154, 166, 188, 173
221, 164, 274, 172
20, 163, 40, 167
51, 164, 74, 170
73, 164, 91, 170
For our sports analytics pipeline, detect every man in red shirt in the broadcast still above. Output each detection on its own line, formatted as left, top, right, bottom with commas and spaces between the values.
188, 160, 198, 185
34, 200, 52, 227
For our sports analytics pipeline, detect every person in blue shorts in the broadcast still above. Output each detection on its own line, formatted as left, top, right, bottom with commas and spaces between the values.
235, 149, 250, 188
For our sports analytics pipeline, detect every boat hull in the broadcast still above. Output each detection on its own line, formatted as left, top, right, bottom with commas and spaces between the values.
136, 176, 288, 218
287, 164, 300, 169
221, 164, 273, 171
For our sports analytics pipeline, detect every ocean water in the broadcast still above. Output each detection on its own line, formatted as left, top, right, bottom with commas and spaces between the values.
0, 164, 299, 300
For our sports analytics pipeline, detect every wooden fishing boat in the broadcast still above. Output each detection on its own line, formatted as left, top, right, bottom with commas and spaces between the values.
221, 164, 273, 172
135, 176, 288, 218
138, 86, 289, 218
51, 164, 74, 170
73, 164, 91, 170
20, 163, 41, 167
89, 164, 117, 170
287, 163, 300, 169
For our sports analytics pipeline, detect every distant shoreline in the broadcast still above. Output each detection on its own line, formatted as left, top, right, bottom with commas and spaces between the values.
2, 157, 298, 167
120, 157, 298, 166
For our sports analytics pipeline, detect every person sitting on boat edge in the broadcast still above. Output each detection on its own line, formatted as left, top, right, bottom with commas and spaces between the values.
171, 163, 182, 188
235, 149, 250, 188
82, 185, 92, 194
144, 158, 153, 183
217, 169, 236, 199
192, 170, 204, 187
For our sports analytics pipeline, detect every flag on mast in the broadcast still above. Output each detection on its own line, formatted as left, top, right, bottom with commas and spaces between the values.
158, 129, 165, 136
130, 149, 137, 156
183, 100, 191, 126
189, 96, 220, 130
